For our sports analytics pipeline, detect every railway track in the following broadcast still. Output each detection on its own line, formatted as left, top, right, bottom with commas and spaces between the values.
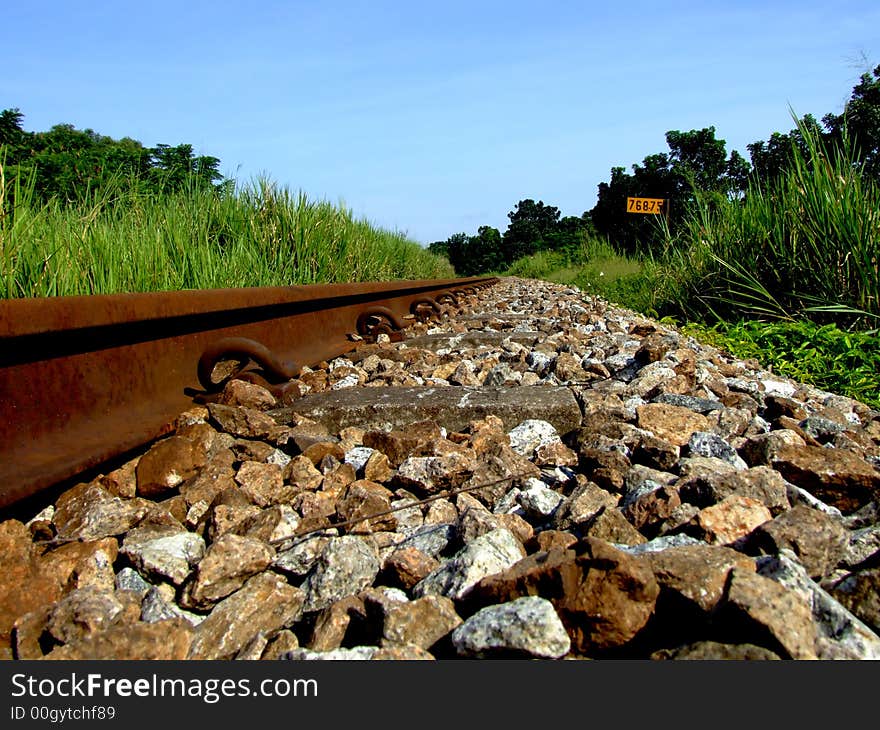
1, 275, 879, 661
0, 276, 497, 511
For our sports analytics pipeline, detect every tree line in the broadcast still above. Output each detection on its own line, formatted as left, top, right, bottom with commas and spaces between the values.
0, 108, 226, 203
431, 64, 880, 273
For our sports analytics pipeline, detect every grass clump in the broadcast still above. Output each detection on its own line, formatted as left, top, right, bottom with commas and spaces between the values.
0, 173, 453, 298
504, 235, 664, 313
665, 120, 880, 329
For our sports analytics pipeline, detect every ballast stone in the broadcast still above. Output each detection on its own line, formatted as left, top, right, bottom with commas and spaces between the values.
452, 596, 570, 658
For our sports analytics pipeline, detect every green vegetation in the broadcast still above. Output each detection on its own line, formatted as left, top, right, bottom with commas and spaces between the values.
679, 319, 880, 409
663, 121, 879, 328
0, 108, 225, 203
0, 175, 452, 298
0, 110, 452, 297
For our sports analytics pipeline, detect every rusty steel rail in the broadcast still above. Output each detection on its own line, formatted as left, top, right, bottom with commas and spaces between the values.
0, 277, 497, 510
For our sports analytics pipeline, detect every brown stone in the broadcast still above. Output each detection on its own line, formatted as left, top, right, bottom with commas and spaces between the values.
186, 534, 274, 608
236, 461, 293, 506
652, 641, 781, 660
219, 379, 277, 410
188, 572, 304, 660
533, 441, 578, 468
363, 422, 444, 465
364, 451, 393, 482
208, 402, 282, 439
467, 539, 659, 654
302, 441, 346, 466
622, 486, 682, 534
495, 513, 535, 545
261, 630, 300, 660
230, 438, 276, 463
307, 595, 366, 651
0, 520, 62, 653
577, 448, 631, 493
678, 466, 791, 515
12, 605, 53, 659
372, 644, 435, 660
554, 352, 589, 382
553, 482, 619, 531
293, 492, 337, 522
39, 539, 118, 594
635, 333, 673, 364
739, 430, 806, 466
54, 482, 151, 541
381, 547, 440, 590
746, 505, 848, 579
336, 480, 396, 534
286, 421, 333, 451
136, 436, 207, 499
686, 495, 772, 545
468, 415, 509, 455
205, 503, 263, 542
636, 403, 711, 446
98, 457, 139, 498
299, 370, 328, 393
646, 544, 755, 614
771, 444, 880, 513
321, 462, 357, 496
45, 587, 125, 646
44, 618, 194, 660
632, 436, 680, 472
231, 505, 298, 543
179, 450, 237, 507
382, 595, 462, 649
284, 455, 324, 490
530, 530, 578, 553
582, 507, 648, 546
763, 395, 808, 422
717, 568, 817, 659
829, 568, 880, 633
456, 505, 501, 544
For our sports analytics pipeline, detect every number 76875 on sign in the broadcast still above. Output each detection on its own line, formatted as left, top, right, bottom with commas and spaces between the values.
626, 197, 667, 214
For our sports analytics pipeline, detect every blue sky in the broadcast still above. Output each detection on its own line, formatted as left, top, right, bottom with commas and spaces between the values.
4, 1, 878, 244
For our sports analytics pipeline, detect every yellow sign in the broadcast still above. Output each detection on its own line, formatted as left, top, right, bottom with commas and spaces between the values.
626, 197, 667, 214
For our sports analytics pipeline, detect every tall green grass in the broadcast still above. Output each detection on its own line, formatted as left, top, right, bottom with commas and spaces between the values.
503, 234, 669, 316
0, 172, 453, 298
664, 121, 880, 328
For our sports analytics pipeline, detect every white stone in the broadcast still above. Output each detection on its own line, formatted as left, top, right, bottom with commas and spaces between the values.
344, 446, 376, 473
757, 551, 880, 660
507, 419, 560, 457
412, 528, 526, 600
121, 529, 206, 585
761, 379, 797, 398
517, 478, 564, 519
452, 596, 570, 659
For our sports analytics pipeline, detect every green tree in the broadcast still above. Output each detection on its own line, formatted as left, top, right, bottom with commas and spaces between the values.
442, 232, 472, 275
0, 108, 26, 150
747, 114, 823, 181
590, 127, 749, 254
502, 198, 561, 263
823, 64, 880, 182
0, 108, 226, 203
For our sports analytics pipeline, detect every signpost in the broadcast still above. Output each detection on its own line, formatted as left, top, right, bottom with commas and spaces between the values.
626, 197, 668, 215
